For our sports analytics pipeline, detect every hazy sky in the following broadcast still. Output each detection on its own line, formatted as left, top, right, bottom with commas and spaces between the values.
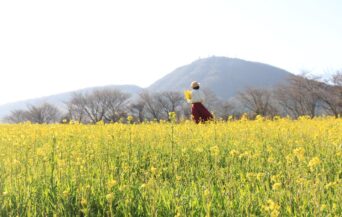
0, 0, 341, 105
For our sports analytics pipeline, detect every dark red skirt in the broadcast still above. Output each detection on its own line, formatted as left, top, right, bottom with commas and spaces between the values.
192, 103, 213, 123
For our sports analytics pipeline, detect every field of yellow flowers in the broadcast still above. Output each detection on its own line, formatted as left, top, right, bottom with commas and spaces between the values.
0, 116, 341, 216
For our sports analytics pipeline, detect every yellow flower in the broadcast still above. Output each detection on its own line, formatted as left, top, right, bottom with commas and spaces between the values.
293, 147, 305, 161
239, 151, 250, 159
255, 115, 264, 121
333, 203, 337, 210
57, 159, 66, 167
256, 173, 265, 181
324, 181, 336, 189
151, 166, 157, 174
204, 189, 210, 197
285, 154, 294, 164
308, 157, 320, 171
127, 115, 133, 122
63, 190, 70, 197
228, 115, 233, 121
271, 174, 281, 183
210, 146, 220, 157
12, 159, 21, 165
253, 152, 261, 159
81, 198, 88, 206
272, 182, 281, 190
174, 212, 181, 217
273, 115, 281, 120
36, 147, 46, 157
106, 193, 114, 202
195, 147, 203, 153
229, 149, 239, 157
298, 115, 311, 120
96, 120, 105, 125
296, 178, 307, 184
268, 157, 275, 163
246, 172, 256, 180
240, 113, 248, 121
263, 199, 280, 216
184, 90, 192, 100
271, 209, 280, 217
168, 112, 177, 121
108, 179, 117, 188
266, 146, 273, 153
320, 204, 327, 212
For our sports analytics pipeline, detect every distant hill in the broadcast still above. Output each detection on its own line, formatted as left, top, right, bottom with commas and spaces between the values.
0, 85, 143, 121
148, 56, 293, 99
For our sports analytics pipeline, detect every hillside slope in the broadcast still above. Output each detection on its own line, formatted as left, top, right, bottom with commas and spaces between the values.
149, 56, 292, 99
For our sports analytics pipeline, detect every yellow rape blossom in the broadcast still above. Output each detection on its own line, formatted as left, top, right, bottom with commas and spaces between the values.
308, 157, 321, 171
184, 90, 192, 101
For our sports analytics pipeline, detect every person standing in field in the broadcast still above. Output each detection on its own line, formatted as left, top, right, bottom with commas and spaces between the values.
187, 81, 213, 123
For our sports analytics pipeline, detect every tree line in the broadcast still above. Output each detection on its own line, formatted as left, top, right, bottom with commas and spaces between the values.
4, 72, 341, 124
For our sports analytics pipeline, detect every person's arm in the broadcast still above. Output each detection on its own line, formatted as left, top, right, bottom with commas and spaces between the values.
188, 90, 197, 103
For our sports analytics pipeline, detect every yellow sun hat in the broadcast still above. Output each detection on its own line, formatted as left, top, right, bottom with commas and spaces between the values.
191, 81, 200, 88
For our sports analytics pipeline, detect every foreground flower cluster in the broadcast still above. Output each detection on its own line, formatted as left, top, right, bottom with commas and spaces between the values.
0, 117, 341, 216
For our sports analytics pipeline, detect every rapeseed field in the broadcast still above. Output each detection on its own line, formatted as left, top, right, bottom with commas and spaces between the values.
0, 116, 341, 216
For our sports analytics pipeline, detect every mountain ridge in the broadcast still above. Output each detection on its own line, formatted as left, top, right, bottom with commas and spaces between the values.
148, 56, 292, 99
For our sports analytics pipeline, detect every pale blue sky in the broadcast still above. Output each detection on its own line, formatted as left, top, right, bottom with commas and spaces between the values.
0, 0, 341, 105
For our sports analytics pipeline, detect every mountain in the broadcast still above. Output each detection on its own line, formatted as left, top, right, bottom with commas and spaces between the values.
0, 85, 143, 121
149, 56, 292, 99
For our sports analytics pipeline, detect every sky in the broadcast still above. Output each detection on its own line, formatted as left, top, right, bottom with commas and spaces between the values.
0, 0, 342, 105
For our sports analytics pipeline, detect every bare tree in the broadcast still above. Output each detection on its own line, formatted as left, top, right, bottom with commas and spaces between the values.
66, 89, 131, 123
138, 91, 164, 121
129, 101, 146, 123
275, 75, 319, 118
83, 90, 109, 123
202, 89, 219, 111
315, 71, 342, 117
332, 71, 342, 86
26, 103, 61, 124
156, 91, 184, 120
220, 101, 236, 120
331, 71, 342, 114
4, 109, 29, 123
66, 93, 87, 123
237, 87, 276, 117
103, 90, 131, 122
